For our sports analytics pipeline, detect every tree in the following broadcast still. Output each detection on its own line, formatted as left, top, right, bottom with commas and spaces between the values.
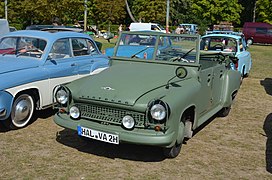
171, 0, 194, 25
89, 0, 126, 29
191, 0, 243, 25
131, 0, 166, 24
256, 0, 272, 24
239, 0, 256, 24
5, 0, 84, 29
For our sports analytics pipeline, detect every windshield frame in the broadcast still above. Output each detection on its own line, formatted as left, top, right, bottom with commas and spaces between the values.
112, 31, 200, 64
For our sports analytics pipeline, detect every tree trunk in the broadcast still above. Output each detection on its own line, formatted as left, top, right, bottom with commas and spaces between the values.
253, 0, 257, 22
125, 0, 137, 22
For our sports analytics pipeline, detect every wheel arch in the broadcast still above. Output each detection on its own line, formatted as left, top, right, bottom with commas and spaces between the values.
13, 88, 40, 109
176, 105, 196, 144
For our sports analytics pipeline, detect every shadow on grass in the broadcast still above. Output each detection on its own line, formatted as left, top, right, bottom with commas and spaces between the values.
191, 114, 217, 139
56, 128, 165, 162
36, 108, 57, 120
263, 113, 272, 174
260, 78, 272, 96
0, 108, 57, 132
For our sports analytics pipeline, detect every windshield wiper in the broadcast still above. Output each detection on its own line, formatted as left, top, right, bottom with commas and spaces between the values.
170, 48, 195, 62
130, 46, 151, 58
181, 48, 195, 58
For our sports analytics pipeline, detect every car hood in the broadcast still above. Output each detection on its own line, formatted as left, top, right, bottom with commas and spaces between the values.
69, 61, 178, 106
0, 56, 40, 75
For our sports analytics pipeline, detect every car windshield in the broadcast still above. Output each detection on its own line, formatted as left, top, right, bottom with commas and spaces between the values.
200, 36, 237, 53
114, 32, 199, 63
0, 37, 47, 58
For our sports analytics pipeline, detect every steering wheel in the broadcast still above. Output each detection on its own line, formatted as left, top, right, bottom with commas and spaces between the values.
213, 44, 224, 49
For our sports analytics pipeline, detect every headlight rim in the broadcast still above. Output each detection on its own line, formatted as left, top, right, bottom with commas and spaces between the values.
150, 104, 166, 121
148, 100, 169, 122
55, 86, 70, 105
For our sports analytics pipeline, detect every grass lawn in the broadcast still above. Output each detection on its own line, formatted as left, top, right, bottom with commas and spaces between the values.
0, 43, 271, 179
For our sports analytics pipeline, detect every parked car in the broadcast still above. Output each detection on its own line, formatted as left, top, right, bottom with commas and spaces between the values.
201, 33, 252, 78
0, 30, 109, 129
129, 22, 166, 33
53, 31, 241, 158
0, 19, 10, 37
242, 22, 272, 45
179, 23, 198, 34
9, 26, 17, 32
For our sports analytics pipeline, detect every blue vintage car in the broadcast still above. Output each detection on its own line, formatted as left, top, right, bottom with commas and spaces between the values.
105, 32, 174, 59
201, 33, 252, 78
0, 30, 109, 129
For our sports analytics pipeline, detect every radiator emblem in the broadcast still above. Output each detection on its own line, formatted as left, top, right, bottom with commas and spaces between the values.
101, 86, 115, 91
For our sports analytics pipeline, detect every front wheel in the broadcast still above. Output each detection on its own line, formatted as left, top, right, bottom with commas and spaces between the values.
4, 94, 35, 129
163, 143, 182, 158
217, 106, 231, 117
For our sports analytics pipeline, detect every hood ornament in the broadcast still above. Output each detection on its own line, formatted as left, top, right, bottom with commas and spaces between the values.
101, 86, 115, 91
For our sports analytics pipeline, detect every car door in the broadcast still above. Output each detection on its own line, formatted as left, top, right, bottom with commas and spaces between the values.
236, 38, 251, 74
44, 38, 79, 105
71, 37, 98, 75
198, 67, 213, 119
211, 63, 225, 107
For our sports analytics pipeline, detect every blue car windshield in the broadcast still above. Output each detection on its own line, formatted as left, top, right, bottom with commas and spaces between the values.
115, 32, 199, 63
0, 37, 47, 58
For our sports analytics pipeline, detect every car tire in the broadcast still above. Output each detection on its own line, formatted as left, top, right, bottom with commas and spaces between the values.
163, 115, 188, 158
217, 106, 231, 117
163, 142, 182, 158
4, 94, 35, 129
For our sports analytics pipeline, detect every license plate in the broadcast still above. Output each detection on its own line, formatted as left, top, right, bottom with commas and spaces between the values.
77, 126, 119, 144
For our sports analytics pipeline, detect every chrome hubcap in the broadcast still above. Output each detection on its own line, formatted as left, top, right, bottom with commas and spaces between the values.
14, 99, 31, 122
11, 95, 34, 127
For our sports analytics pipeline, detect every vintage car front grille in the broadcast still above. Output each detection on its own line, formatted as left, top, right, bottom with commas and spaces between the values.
76, 103, 146, 128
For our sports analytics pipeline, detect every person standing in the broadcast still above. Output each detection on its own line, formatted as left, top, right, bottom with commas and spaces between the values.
118, 24, 123, 34
175, 25, 181, 34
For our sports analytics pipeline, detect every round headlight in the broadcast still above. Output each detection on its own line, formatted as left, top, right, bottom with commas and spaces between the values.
70, 106, 80, 119
122, 115, 135, 129
150, 104, 166, 120
56, 89, 68, 104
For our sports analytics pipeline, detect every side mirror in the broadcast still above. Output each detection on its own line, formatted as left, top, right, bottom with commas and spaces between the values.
175, 67, 187, 79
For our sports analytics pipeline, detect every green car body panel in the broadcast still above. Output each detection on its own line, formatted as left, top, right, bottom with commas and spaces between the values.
54, 31, 241, 158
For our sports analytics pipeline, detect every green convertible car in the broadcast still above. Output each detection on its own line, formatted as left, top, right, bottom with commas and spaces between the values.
53, 31, 241, 158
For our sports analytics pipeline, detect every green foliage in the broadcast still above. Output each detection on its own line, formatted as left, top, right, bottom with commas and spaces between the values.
131, 0, 166, 24
191, 0, 243, 25
0, 0, 271, 31
89, 0, 126, 28
256, 0, 272, 24
5, 0, 84, 28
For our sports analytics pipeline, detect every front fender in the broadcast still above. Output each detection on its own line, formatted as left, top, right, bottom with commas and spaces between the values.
0, 91, 14, 120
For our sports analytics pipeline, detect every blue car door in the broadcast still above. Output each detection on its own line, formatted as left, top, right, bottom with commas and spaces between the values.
44, 38, 79, 101
236, 38, 251, 75
70, 37, 110, 76
70, 38, 97, 75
